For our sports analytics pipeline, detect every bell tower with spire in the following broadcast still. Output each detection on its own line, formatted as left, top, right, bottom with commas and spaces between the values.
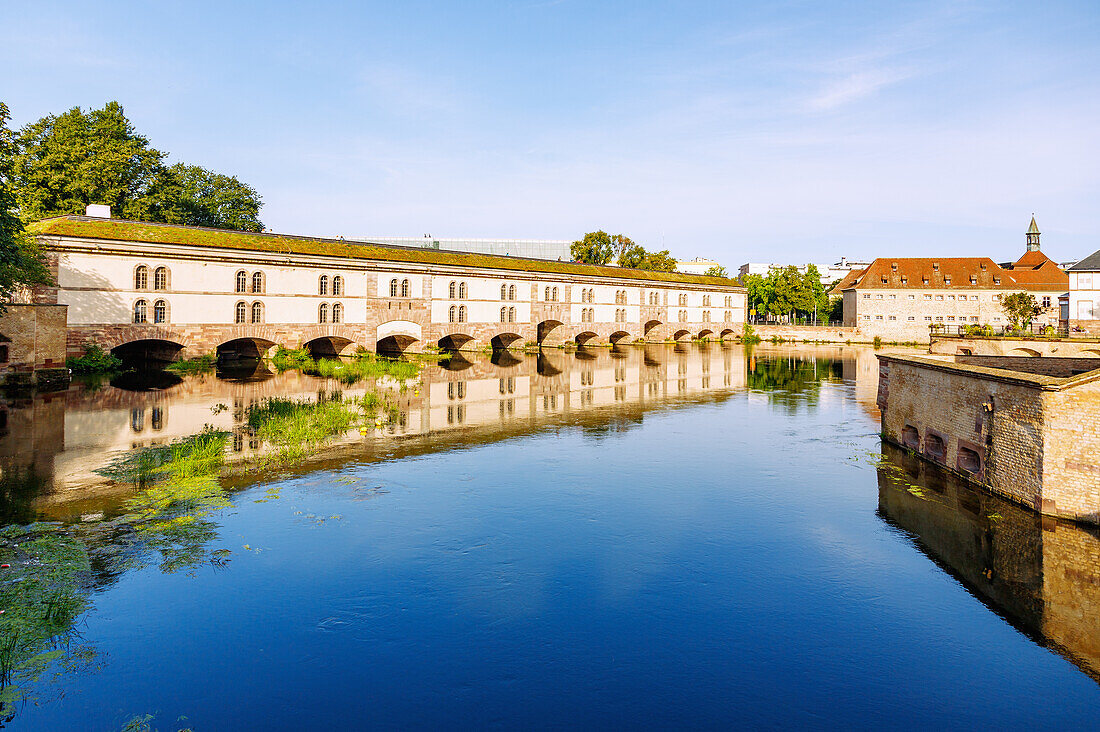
1026, 215, 1041, 252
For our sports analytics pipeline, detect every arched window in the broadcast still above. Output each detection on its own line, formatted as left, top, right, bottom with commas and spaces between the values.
501, 284, 508, 300
133, 299, 148, 323
134, 265, 148, 290
154, 267, 168, 291
332, 303, 342, 323
236, 270, 247, 293
153, 299, 167, 324
449, 305, 456, 322
509, 284, 516, 300
401, 279, 410, 298
724, 310, 731, 321
251, 271, 264, 294
319, 275, 329, 296
318, 303, 329, 323
251, 301, 264, 324
449, 281, 457, 298
458, 305, 467, 322
458, 282, 467, 299
544, 286, 551, 301
235, 301, 247, 324
552, 287, 559, 301
501, 306, 507, 322
508, 307, 515, 322
390, 278, 399, 297
332, 276, 343, 297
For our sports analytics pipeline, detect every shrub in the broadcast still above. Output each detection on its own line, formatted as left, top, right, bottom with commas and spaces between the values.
741, 323, 761, 344
873, 336, 883, 349
66, 343, 122, 373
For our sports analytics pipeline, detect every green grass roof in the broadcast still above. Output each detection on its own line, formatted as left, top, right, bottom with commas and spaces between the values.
30, 216, 741, 288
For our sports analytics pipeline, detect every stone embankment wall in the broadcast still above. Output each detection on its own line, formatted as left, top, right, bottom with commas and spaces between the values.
930, 336, 1100, 358
876, 354, 1100, 524
752, 325, 866, 343
0, 304, 70, 389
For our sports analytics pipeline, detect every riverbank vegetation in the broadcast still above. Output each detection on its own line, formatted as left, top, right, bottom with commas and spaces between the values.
165, 354, 216, 374
270, 347, 420, 384
65, 344, 122, 374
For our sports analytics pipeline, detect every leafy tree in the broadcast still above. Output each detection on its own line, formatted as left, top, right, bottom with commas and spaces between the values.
640, 249, 677, 272
703, 265, 728, 278
1001, 292, 1040, 328
155, 164, 263, 231
617, 243, 648, 268
12, 102, 165, 221
826, 296, 844, 323
740, 273, 772, 319
10, 101, 263, 231
0, 102, 51, 309
571, 231, 615, 265
610, 234, 635, 262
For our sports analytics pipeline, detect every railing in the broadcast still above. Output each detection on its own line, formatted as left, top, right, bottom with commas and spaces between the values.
748, 318, 846, 327
930, 323, 1069, 339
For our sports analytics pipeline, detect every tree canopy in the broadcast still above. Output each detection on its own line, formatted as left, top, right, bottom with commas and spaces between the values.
9, 102, 263, 231
740, 265, 829, 323
570, 231, 615, 265
703, 265, 728, 278
1000, 292, 1040, 328
0, 102, 51, 308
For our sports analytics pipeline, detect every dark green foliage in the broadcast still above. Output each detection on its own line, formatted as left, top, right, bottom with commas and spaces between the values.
741, 265, 829, 322
164, 354, 216, 374
571, 231, 615, 265
65, 344, 122, 374
703, 265, 728, 278
1000, 292, 1040, 328
10, 101, 263, 231
617, 242, 678, 272
0, 102, 51, 309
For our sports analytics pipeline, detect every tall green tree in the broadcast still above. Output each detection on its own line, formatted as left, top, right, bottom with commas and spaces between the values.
12, 102, 165, 221
571, 231, 615, 265
640, 249, 677, 272
0, 102, 51, 309
703, 265, 728, 278
1001, 292, 1040, 328
155, 164, 263, 231
11, 101, 264, 231
617, 242, 648, 269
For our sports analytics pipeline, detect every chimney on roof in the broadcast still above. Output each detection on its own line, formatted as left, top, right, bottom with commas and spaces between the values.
1027, 215, 1041, 252
85, 204, 111, 218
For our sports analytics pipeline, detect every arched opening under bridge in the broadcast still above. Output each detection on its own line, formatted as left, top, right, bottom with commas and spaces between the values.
697, 329, 714, 340
490, 332, 523, 350
376, 334, 419, 356
719, 328, 735, 339
537, 319, 566, 346
217, 337, 277, 364
609, 330, 631, 344
643, 320, 663, 339
438, 333, 475, 352
111, 338, 186, 369
673, 329, 692, 342
574, 331, 599, 346
304, 336, 356, 359
1008, 348, 1041, 357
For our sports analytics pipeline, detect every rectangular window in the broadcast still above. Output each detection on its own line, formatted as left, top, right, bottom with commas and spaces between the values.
875, 315, 883, 320
972, 296, 979, 301
924, 294, 932, 300
1042, 296, 1051, 307
947, 316, 955, 322
935, 316, 944, 321
908, 316, 915, 321
862, 315, 871, 320
924, 316, 932, 321
876, 294, 883, 300
889, 294, 896, 300
1079, 273, 1093, 289
863, 294, 871, 299
935, 295, 944, 301
1079, 300, 1096, 319
948, 295, 955, 300
888, 316, 897, 321
907, 295, 915, 300
970, 316, 979, 322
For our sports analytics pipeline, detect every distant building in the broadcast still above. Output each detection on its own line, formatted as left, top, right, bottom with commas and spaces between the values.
832, 218, 1068, 340
675, 257, 722, 276
1068, 248, 1100, 335
738, 258, 869, 286
353, 236, 572, 261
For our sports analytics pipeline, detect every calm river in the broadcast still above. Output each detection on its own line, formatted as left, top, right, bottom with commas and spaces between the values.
1, 344, 1098, 729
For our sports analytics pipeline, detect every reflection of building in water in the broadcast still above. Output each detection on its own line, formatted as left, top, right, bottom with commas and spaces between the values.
1, 344, 897, 517
878, 443, 1100, 682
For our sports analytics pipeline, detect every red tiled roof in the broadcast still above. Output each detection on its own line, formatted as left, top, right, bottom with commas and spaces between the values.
835, 254, 1066, 293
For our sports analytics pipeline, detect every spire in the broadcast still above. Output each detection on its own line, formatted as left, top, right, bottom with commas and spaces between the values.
1026, 215, 1040, 251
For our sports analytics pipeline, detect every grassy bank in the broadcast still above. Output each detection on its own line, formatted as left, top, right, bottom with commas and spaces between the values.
270, 347, 420, 384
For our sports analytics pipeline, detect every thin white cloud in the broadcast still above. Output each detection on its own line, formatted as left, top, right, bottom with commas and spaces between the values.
806, 67, 915, 111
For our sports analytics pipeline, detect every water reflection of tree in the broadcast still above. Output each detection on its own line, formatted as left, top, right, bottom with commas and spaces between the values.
745, 354, 843, 412
0, 464, 47, 526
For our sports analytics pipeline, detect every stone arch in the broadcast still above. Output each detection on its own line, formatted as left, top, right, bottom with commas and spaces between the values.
217, 336, 278, 363
574, 331, 599, 346
643, 320, 663, 338
304, 336, 357, 359
1009, 347, 1041, 357
719, 328, 735, 339
438, 333, 476, 351
377, 334, 419, 355
1082, 349, 1100, 357
110, 338, 187, 369
673, 329, 692, 341
537, 319, 567, 346
697, 328, 714, 340
609, 330, 631, 344
490, 332, 524, 350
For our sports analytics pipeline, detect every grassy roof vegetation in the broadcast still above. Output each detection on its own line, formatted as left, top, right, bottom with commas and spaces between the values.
29, 216, 741, 288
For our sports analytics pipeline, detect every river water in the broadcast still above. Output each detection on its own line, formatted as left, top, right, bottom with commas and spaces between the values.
1, 344, 1098, 729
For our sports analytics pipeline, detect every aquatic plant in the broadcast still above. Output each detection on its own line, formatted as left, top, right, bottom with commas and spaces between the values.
165, 354, 216, 374
65, 343, 122, 374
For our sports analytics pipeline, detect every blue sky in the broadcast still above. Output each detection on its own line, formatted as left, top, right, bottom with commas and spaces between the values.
4, 0, 1099, 265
